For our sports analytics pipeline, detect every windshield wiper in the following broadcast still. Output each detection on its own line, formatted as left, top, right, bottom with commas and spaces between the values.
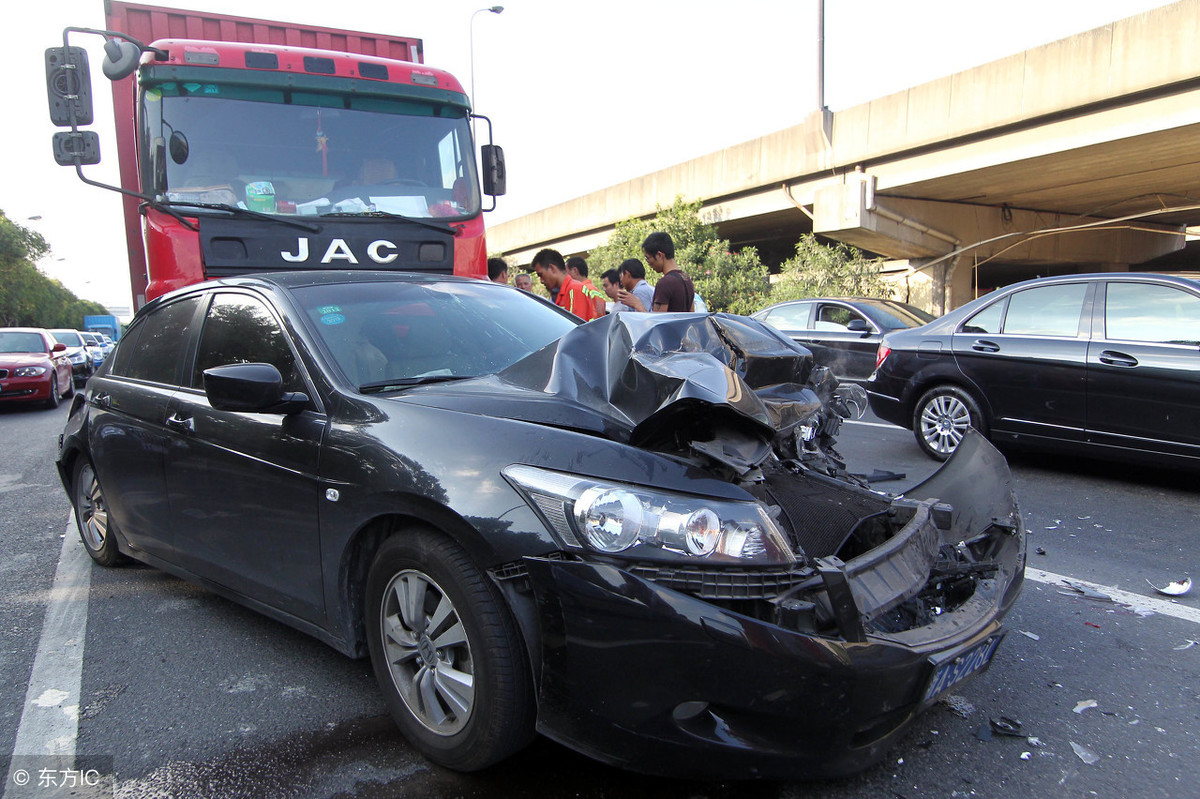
318, 210, 454, 235
359, 374, 471, 393
156, 200, 320, 232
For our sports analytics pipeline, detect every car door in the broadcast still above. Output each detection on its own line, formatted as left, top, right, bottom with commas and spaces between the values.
85, 296, 204, 560
1085, 279, 1200, 459
162, 290, 328, 622
951, 281, 1093, 440
805, 302, 881, 381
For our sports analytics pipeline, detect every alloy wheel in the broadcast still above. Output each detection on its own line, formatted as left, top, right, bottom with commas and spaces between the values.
919, 394, 972, 456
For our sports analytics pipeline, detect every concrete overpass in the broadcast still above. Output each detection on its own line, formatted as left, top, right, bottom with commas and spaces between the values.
488, 0, 1200, 312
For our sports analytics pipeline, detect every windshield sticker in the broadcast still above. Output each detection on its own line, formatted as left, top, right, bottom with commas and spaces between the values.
317, 305, 342, 315
321, 313, 346, 326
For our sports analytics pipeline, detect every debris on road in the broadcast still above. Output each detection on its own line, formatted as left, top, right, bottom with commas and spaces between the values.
1020, 751, 1032, 760
989, 716, 1024, 737
1036, 547, 1047, 555
1174, 640, 1197, 651
1146, 577, 1192, 596
1070, 741, 1100, 765
1062, 581, 1112, 601
1074, 699, 1098, 714
1019, 630, 1040, 641
941, 695, 975, 718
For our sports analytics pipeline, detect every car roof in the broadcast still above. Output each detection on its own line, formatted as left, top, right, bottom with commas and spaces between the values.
0, 327, 50, 334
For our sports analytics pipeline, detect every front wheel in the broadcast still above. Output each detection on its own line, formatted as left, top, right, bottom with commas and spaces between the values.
72, 458, 126, 566
913, 385, 986, 461
365, 528, 534, 771
44, 374, 60, 410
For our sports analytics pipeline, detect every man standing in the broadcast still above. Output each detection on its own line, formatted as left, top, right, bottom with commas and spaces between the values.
514, 272, 533, 292
642, 232, 694, 312
566, 256, 606, 318
533, 248, 598, 320
600, 269, 623, 313
615, 258, 655, 312
487, 257, 509, 284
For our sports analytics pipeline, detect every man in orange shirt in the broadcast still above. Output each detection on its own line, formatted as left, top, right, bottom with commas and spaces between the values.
566, 256, 607, 319
534, 249, 598, 321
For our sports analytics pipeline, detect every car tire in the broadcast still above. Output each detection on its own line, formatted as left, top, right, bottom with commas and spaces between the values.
44, 374, 60, 410
72, 459, 126, 566
365, 528, 535, 771
63, 377, 74, 399
913, 385, 986, 461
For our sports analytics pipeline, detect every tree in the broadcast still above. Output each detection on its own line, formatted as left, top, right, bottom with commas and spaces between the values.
587, 196, 770, 314
770, 234, 889, 302
0, 210, 109, 327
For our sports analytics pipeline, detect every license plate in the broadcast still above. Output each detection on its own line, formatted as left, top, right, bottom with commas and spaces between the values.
922, 634, 1003, 702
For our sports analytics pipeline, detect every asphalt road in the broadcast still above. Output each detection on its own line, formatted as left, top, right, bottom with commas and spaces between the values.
2, 402, 1198, 798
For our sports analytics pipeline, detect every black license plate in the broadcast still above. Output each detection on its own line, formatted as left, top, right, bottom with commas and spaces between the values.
922, 634, 1003, 702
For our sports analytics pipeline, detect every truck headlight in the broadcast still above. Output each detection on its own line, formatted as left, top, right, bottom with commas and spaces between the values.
13, 366, 47, 377
504, 464, 796, 566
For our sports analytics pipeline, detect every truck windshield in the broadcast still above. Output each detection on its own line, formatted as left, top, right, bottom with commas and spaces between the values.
141, 82, 480, 220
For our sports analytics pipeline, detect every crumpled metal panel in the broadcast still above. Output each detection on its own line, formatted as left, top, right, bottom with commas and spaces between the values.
494, 312, 822, 454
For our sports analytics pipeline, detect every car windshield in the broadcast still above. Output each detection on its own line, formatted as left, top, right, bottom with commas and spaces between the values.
0, 332, 46, 354
293, 281, 579, 389
51, 330, 83, 347
857, 300, 936, 329
144, 82, 480, 220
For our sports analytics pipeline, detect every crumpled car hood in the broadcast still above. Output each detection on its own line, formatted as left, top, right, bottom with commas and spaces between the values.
399, 312, 828, 469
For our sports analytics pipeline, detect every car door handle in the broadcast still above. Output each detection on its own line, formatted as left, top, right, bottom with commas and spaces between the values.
1098, 350, 1138, 367
971, 339, 1000, 353
92, 392, 111, 408
165, 413, 195, 434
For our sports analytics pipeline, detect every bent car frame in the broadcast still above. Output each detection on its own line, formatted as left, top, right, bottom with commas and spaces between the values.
57, 272, 1024, 779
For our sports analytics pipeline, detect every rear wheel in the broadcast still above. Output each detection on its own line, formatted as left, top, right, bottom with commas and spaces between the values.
913, 385, 985, 460
365, 528, 534, 771
72, 459, 126, 566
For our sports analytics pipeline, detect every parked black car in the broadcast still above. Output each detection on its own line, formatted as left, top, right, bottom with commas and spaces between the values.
868, 272, 1200, 464
57, 272, 1024, 779
752, 298, 935, 382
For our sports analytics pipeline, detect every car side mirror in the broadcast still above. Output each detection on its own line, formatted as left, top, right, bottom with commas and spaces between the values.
203, 362, 308, 414
846, 318, 870, 334
51, 342, 67, 353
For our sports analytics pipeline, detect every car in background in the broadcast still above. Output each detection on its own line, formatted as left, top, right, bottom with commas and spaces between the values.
57, 271, 1023, 780
868, 272, 1200, 464
48, 329, 94, 387
752, 298, 935, 382
79, 331, 107, 369
0, 327, 74, 408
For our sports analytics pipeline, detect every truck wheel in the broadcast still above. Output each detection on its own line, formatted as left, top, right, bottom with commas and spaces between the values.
365, 528, 534, 771
913, 385, 986, 461
72, 459, 126, 566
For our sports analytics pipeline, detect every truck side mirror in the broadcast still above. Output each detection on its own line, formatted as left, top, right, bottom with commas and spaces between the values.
45, 46, 94, 126
481, 145, 506, 197
53, 131, 101, 166
102, 39, 141, 81
169, 130, 190, 164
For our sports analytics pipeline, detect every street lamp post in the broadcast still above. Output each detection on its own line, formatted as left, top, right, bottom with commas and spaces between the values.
470, 6, 504, 124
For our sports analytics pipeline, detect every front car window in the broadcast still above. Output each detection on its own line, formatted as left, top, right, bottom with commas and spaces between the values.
815, 304, 867, 331
0, 332, 49, 354
1002, 283, 1087, 337
191, 293, 305, 392
1105, 282, 1200, 345
293, 280, 578, 389
142, 81, 479, 220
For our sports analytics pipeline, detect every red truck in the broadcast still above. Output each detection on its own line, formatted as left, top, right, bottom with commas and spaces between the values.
45, 2, 506, 309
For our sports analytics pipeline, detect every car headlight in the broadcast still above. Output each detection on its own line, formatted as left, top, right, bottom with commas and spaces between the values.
69, 353, 85, 364
503, 464, 796, 566
13, 366, 47, 377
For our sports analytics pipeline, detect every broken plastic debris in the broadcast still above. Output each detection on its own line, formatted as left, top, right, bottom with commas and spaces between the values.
1062, 581, 1112, 601
1146, 577, 1192, 597
1019, 630, 1040, 641
989, 716, 1024, 737
1073, 699, 1098, 714
1174, 640, 1197, 651
1035, 547, 1047, 555
1027, 736, 1044, 747
940, 695, 975, 719
1020, 751, 1032, 761
1070, 741, 1100, 765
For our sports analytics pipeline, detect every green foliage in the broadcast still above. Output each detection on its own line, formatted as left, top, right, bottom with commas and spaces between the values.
0, 210, 110, 328
588, 196, 770, 314
770, 234, 889, 302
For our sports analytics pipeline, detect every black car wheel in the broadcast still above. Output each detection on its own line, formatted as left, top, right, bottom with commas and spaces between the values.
913, 385, 985, 461
44, 374, 60, 410
365, 528, 534, 771
72, 459, 125, 566
63, 377, 74, 399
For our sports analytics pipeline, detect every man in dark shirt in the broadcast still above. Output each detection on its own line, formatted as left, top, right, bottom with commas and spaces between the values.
642, 232, 694, 312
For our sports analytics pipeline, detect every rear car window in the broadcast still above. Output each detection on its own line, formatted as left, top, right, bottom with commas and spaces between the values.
114, 297, 202, 385
1002, 283, 1087, 337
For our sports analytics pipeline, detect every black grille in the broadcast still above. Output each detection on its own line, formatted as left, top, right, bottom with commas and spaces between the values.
627, 565, 810, 600
753, 471, 891, 558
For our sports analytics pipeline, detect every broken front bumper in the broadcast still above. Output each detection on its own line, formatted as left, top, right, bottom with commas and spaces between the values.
522, 432, 1025, 780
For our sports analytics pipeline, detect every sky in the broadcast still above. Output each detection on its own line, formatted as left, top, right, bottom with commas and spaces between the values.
5, 0, 1179, 313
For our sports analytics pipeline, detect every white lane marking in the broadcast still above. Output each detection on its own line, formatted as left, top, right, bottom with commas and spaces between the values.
845, 419, 905, 430
5, 516, 90, 765
1026, 568, 1200, 625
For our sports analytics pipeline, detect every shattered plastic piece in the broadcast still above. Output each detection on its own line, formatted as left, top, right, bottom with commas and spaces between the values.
1020, 751, 1032, 761
1019, 630, 1040, 641
975, 722, 992, 741
1070, 741, 1100, 765
1027, 736, 1044, 747
941, 695, 975, 719
1174, 640, 1197, 651
1063, 581, 1112, 601
989, 716, 1023, 736
1085, 622, 1101, 629
1073, 699, 1098, 714
1146, 577, 1192, 597
1035, 547, 1047, 555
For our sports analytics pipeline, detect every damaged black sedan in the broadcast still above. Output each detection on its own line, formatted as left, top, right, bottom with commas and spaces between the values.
57, 272, 1025, 779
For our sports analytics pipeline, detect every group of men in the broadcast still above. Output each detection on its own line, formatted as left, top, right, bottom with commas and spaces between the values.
487, 232, 700, 321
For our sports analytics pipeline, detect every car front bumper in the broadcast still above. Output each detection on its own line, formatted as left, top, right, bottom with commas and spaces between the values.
521, 432, 1024, 780
0, 375, 54, 403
